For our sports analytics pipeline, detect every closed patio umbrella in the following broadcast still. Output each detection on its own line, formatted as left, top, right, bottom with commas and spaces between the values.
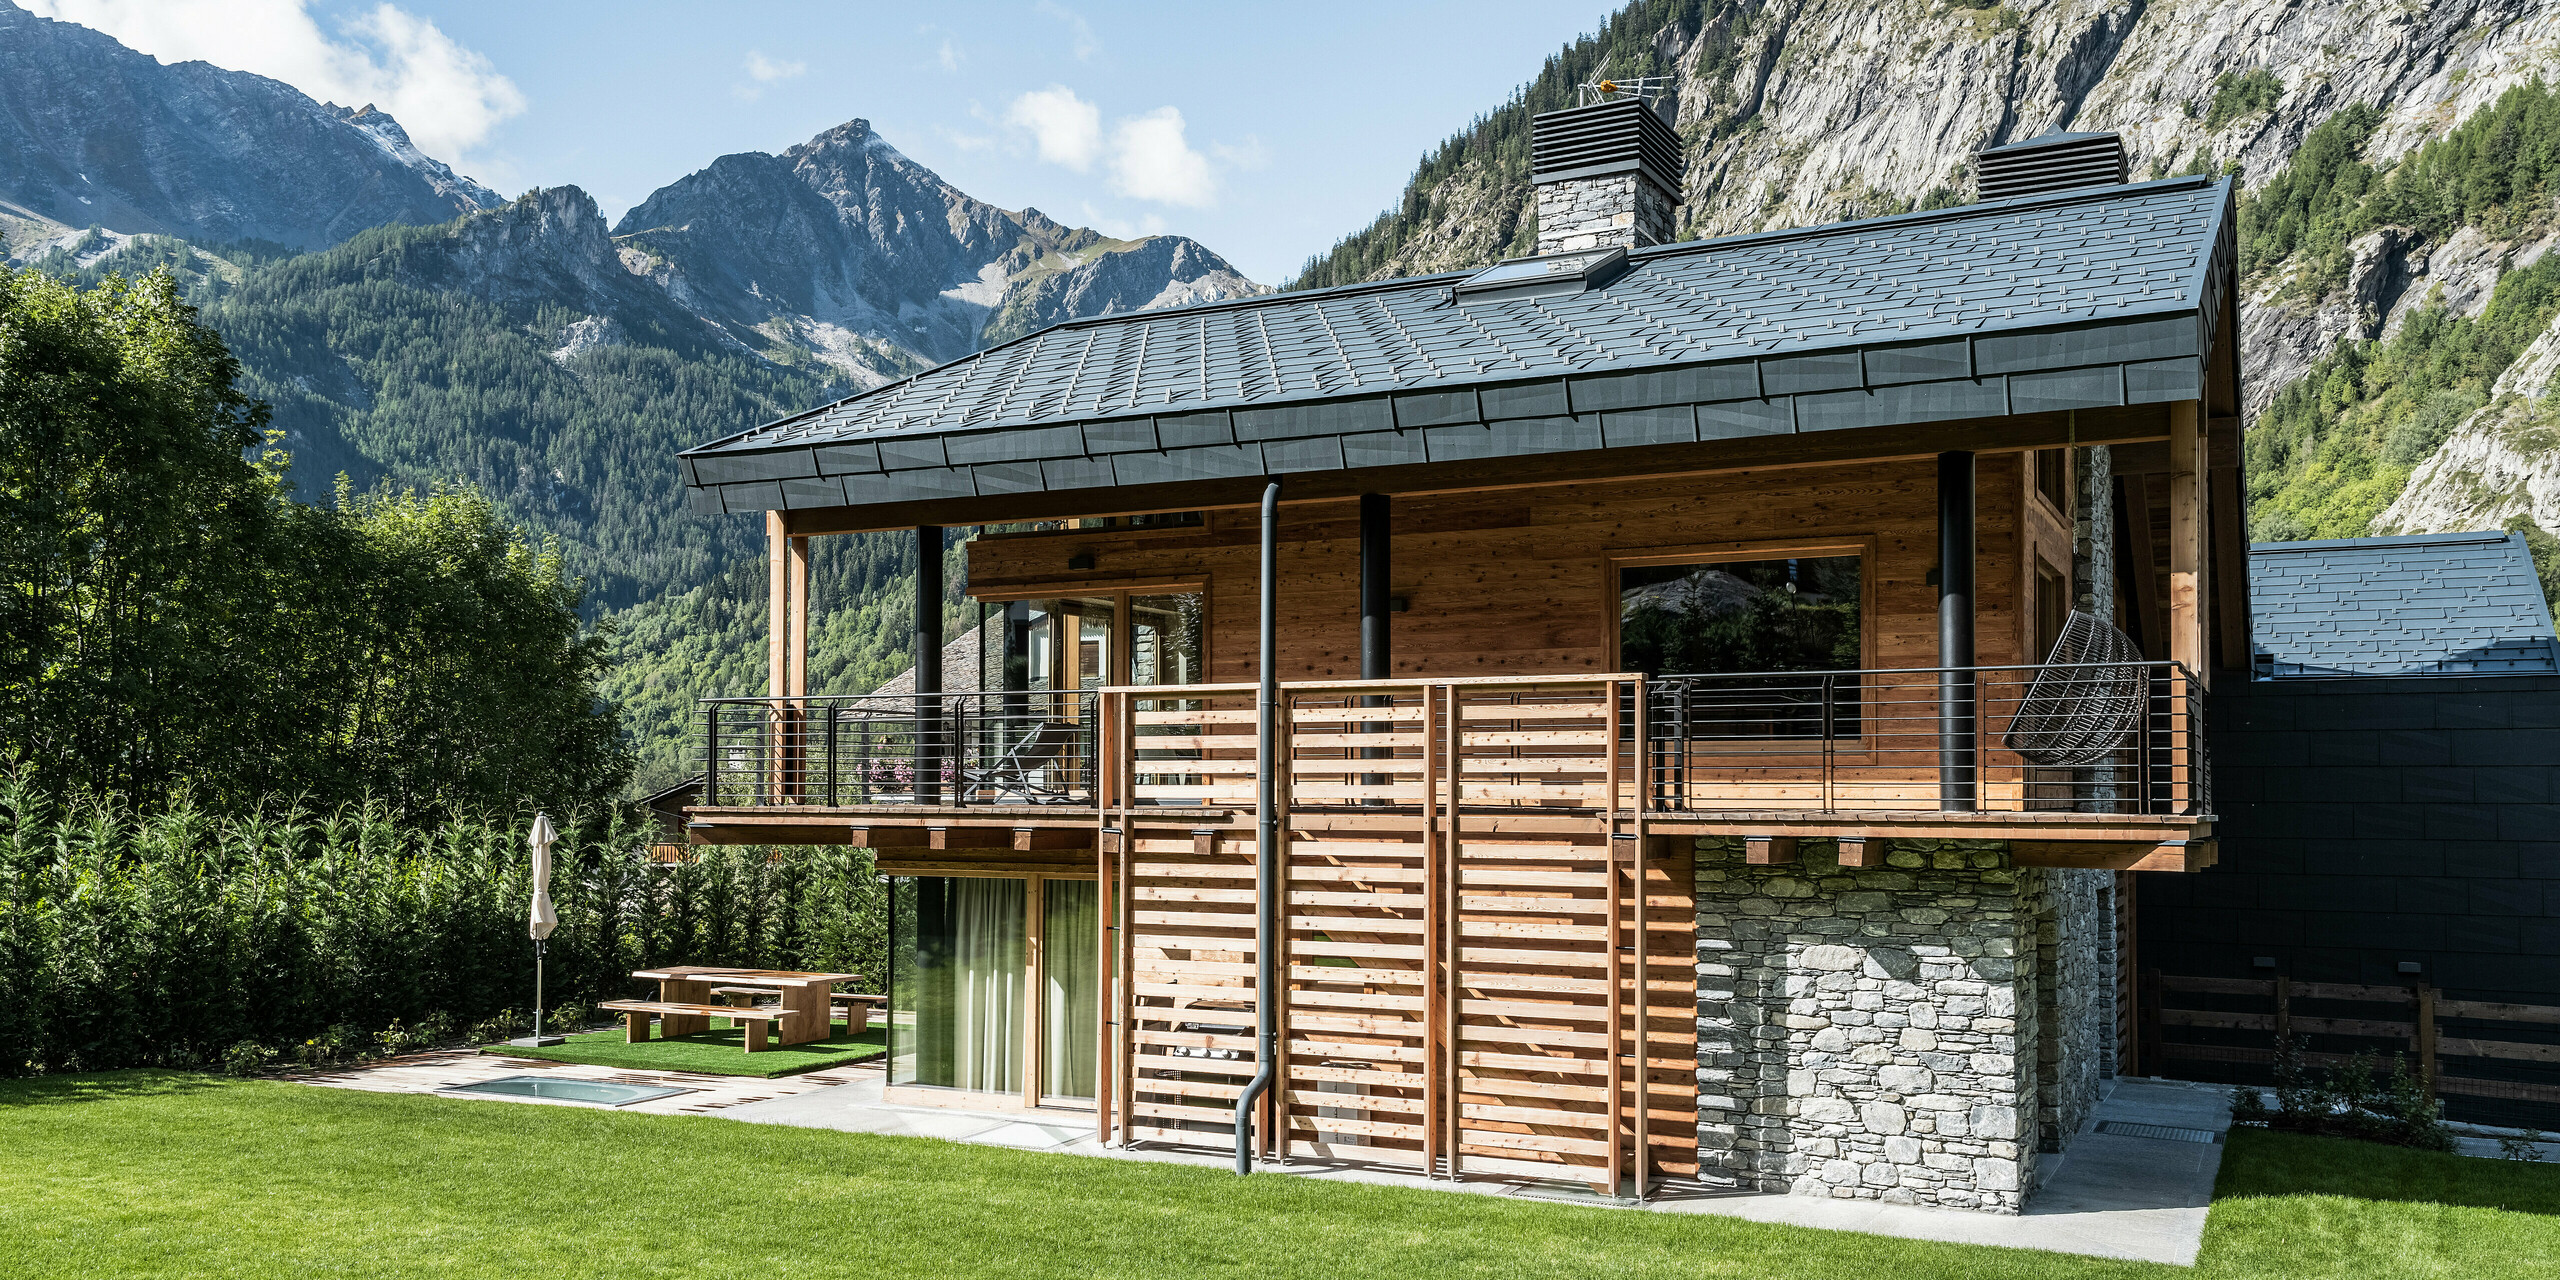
512, 813, 567, 1047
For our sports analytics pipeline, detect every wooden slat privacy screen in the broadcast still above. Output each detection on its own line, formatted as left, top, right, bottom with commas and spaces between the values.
1094, 675, 1695, 1193
2144, 972, 2560, 1112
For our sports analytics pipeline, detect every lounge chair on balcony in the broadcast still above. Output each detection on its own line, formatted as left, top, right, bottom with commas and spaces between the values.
2002, 611, 2149, 767
961, 719, 1081, 803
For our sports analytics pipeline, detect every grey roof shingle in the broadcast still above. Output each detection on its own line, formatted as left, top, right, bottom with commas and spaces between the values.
681, 175, 2237, 514
2250, 532, 2560, 677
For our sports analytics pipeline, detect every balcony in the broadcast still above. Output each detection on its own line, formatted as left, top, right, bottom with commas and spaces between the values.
687, 664, 2212, 865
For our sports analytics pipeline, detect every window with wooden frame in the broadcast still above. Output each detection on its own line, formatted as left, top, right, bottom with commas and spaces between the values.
1612, 543, 1873, 740
2034, 448, 2072, 519
886, 870, 1101, 1110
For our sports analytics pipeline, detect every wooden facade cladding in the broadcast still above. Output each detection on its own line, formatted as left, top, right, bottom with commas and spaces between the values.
967, 453, 2049, 681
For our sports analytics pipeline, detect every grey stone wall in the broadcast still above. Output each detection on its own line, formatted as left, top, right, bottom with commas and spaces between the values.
1695, 836, 2045, 1212
2032, 868, 2116, 1151
2073, 444, 2114, 621
1535, 172, 1676, 255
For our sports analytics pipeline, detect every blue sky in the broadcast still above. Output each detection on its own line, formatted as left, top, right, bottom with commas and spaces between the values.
34, 1, 1631, 282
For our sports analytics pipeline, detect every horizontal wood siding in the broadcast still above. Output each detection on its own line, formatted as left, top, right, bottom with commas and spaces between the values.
970, 455, 2029, 680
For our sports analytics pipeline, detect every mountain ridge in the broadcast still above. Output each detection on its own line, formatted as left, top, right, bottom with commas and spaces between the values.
0, 0, 497, 253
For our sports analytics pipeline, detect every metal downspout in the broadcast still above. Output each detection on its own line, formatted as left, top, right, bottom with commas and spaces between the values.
1236, 479, 1281, 1175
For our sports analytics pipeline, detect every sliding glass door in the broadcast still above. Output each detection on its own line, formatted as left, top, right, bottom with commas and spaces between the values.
888, 873, 1100, 1107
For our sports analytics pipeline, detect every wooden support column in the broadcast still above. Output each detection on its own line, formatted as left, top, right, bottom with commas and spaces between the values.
915, 525, 944, 804
2118, 476, 2162, 660
2167, 403, 2207, 685
2210, 464, 2250, 672
766, 513, 810, 801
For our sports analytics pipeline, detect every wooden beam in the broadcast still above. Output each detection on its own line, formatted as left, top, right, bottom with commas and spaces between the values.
2011, 839, 2214, 872
1013, 827, 1098, 851
2168, 401, 2207, 687
780, 404, 2175, 536
2211, 464, 2250, 671
930, 826, 1016, 850
2120, 473, 2164, 660
1835, 837, 1881, 868
846, 825, 932, 848
1191, 828, 1222, 857
1744, 835, 1799, 866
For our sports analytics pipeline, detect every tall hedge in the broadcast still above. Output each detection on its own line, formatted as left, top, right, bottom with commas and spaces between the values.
0, 776, 885, 1075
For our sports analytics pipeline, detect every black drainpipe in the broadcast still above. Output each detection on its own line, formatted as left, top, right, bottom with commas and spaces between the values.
1235, 478, 1282, 1175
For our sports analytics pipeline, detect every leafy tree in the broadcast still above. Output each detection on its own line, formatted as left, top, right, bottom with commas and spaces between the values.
0, 266, 284, 798
1, 265, 629, 819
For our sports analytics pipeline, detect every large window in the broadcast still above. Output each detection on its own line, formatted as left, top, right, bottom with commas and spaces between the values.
1621, 554, 1864, 740
888, 874, 1101, 1106
1618, 555, 1863, 677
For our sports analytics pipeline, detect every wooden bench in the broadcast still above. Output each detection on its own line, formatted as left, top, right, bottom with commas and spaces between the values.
599, 999, 788, 1052
833, 993, 887, 1034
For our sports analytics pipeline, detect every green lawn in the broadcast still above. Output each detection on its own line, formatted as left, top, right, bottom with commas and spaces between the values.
488, 1022, 887, 1077
1, 1073, 2556, 1279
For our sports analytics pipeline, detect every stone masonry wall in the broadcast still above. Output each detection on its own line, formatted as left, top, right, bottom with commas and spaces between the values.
1535, 171, 1676, 255
1694, 836, 2043, 1212
2031, 868, 2116, 1152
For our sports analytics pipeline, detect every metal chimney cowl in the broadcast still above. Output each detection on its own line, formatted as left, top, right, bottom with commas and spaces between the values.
1530, 98, 1685, 255
1974, 131, 2130, 201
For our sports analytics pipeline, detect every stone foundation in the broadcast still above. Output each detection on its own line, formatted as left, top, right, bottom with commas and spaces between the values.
1693, 836, 2118, 1213
1535, 171, 1676, 255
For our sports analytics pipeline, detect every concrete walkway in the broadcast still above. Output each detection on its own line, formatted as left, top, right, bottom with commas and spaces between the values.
301, 1047, 2241, 1267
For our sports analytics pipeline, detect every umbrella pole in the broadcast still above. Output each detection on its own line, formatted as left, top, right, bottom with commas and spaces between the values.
534, 938, 545, 1040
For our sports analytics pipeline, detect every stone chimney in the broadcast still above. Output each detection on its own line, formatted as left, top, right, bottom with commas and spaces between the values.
1529, 97, 1684, 255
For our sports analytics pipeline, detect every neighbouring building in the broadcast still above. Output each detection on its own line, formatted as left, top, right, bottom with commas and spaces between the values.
2142, 531, 2560, 1125
671, 98, 2243, 1211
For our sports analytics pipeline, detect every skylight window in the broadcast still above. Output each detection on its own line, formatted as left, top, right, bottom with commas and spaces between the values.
1454, 246, 1629, 304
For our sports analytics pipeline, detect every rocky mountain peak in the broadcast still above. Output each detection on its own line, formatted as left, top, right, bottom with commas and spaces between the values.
0, 0, 498, 253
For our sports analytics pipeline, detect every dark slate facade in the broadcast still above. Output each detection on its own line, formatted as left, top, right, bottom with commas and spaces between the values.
2147, 534, 2560, 1119
2147, 673, 2560, 1003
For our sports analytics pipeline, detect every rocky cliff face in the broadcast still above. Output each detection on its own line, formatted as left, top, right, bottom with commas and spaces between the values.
0, 0, 497, 252
1347, 0, 2560, 284
614, 120, 1263, 386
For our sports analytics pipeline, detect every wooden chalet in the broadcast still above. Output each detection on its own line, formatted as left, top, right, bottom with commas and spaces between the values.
672, 113, 2245, 1210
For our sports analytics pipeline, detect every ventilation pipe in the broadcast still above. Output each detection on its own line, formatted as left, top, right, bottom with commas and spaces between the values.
1235, 479, 1282, 1175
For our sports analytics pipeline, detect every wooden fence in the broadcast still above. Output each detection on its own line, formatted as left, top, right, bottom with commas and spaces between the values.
2141, 971, 2560, 1113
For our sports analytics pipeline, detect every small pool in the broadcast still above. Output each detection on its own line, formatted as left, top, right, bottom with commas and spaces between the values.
441, 1075, 691, 1107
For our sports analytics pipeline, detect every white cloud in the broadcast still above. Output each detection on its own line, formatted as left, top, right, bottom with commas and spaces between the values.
938, 38, 961, 73
1211, 136, 1270, 172
1004, 85, 1102, 171
1079, 203, 1167, 241
1109, 107, 1214, 208
744, 51, 804, 83
1036, 0, 1098, 61
26, 0, 524, 168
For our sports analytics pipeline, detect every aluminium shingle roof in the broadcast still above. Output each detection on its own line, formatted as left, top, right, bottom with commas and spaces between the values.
2249, 532, 2560, 677
680, 173, 2239, 515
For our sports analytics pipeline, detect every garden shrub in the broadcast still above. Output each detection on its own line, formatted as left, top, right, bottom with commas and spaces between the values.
0, 776, 886, 1076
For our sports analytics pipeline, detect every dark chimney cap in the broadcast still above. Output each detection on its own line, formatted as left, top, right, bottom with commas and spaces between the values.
1975, 131, 2128, 201
1531, 98, 1685, 197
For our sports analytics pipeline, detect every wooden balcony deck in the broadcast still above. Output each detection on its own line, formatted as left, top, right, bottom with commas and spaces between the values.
689, 667, 2215, 870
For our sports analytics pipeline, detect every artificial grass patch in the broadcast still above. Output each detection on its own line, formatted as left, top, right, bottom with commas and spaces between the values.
485, 1021, 886, 1078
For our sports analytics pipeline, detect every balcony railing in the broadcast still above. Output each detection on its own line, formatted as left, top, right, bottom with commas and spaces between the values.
699, 691, 1097, 808
1643, 662, 2208, 816
697, 662, 2208, 818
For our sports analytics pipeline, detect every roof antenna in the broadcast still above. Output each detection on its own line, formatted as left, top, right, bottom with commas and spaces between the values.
1576, 74, 1671, 108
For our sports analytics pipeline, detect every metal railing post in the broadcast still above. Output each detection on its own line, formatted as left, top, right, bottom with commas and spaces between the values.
704, 704, 721, 807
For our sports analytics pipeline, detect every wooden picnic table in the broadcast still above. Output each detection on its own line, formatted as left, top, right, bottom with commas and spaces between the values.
629, 966, 861, 1046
